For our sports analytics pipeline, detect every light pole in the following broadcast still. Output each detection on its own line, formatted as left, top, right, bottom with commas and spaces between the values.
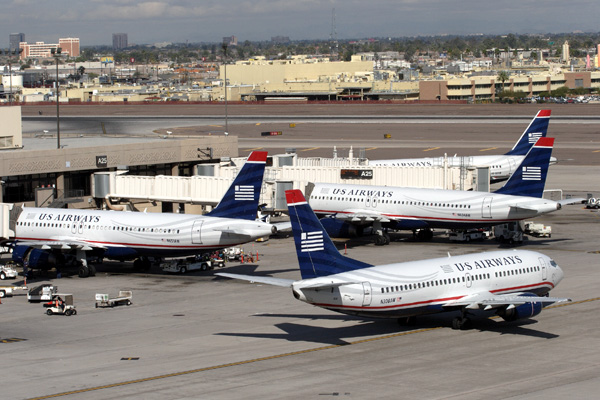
221, 42, 228, 135
51, 47, 62, 149
3, 48, 22, 104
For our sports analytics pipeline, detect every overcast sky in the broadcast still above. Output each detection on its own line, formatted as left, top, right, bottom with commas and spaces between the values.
2, 0, 599, 47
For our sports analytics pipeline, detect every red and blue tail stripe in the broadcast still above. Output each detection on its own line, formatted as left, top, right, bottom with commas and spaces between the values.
505, 109, 551, 156
286, 190, 371, 279
208, 151, 267, 220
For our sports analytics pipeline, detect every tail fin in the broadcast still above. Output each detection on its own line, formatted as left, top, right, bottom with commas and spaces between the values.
505, 110, 551, 156
286, 190, 371, 279
208, 151, 267, 220
495, 137, 554, 198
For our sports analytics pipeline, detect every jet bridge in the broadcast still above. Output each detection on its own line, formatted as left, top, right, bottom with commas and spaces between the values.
0, 203, 17, 240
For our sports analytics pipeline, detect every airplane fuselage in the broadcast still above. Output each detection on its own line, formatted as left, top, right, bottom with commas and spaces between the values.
292, 250, 563, 318
369, 154, 525, 183
308, 183, 560, 230
15, 207, 274, 260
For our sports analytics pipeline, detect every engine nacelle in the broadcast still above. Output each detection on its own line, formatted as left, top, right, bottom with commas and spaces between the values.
497, 293, 543, 322
12, 246, 56, 270
319, 217, 362, 238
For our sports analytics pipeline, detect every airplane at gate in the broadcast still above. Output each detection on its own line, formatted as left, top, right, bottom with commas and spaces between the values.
308, 137, 582, 245
370, 109, 553, 183
12, 151, 275, 277
218, 190, 570, 330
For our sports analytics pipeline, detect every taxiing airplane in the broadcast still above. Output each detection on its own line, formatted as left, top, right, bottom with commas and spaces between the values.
308, 137, 582, 245
12, 151, 275, 277
370, 109, 553, 183
218, 190, 569, 330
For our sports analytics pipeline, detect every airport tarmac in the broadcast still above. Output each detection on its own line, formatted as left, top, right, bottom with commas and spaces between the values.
5, 104, 600, 399
1, 167, 599, 400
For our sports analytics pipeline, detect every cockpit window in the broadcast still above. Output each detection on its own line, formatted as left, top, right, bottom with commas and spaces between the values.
550, 260, 558, 268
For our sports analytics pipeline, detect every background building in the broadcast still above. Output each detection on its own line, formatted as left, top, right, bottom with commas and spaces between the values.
112, 33, 128, 50
19, 38, 80, 60
9, 33, 25, 52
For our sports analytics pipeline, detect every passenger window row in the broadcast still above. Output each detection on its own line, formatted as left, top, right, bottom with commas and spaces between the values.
314, 196, 472, 209
16, 221, 180, 234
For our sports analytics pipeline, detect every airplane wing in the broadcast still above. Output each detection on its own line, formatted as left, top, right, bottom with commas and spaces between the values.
332, 209, 392, 224
216, 272, 295, 288
15, 239, 107, 251
272, 221, 292, 232
444, 291, 571, 310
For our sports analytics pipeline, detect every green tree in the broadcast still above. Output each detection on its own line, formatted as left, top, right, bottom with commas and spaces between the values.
497, 70, 510, 91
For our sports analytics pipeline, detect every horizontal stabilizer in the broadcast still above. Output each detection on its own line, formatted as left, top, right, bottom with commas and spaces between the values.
216, 272, 294, 288
557, 198, 586, 206
300, 281, 363, 289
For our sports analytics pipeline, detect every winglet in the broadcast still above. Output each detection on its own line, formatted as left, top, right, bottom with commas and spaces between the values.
495, 137, 554, 198
505, 109, 551, 156
286, 189, 371, 279
207, 151, 268, 220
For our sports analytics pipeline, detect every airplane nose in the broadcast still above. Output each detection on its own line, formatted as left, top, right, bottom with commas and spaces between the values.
554, 265, 565, 285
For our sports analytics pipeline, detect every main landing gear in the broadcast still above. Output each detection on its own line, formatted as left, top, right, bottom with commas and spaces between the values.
373, 221, 391, 246
451, 309, 472, 330
76, 249, 96, 278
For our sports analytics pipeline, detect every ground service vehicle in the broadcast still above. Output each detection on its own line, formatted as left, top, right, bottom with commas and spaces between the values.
28, 284, 57, 302
0, 264, 18, 280
44, 294, 76, 316
95, 291, 133, 308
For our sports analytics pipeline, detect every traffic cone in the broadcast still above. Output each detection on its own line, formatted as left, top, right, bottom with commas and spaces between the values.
344, 243, 347, 255
256, 251, 259, 261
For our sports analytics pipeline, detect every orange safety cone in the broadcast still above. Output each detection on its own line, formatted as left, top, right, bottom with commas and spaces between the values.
344, 243, 347, 255
256, 251, 259, 261
241, 253, 244, 264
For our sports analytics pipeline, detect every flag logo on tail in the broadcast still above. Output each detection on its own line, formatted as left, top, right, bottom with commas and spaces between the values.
522, 166, 541, 180
301, 231, 324, 252
528, 132, 543, 143
234, 185, 254, 201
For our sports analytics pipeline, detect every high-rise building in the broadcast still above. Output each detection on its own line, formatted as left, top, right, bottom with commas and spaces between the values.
222, 36, 238, 47
562, 41, 570, 63
112, 33, 128, 50
9, 33, 25, 52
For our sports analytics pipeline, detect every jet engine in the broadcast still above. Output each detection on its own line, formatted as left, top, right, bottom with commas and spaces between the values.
497, 293, 543, 322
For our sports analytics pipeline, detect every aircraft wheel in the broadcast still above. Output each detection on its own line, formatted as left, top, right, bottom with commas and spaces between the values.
46, 309, 53, 316
374, 235, 386, 246
78, 265, 90, 278
383, 234, 391, 245
452, 317, 471, 330
88, 264, 97, 277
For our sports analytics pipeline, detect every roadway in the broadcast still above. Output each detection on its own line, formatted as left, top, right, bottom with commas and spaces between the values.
3, 103, 600, 399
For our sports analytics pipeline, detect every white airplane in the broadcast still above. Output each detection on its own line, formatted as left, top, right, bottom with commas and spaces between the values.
308, 137, 582, 245
218, 190, 570, 330
12, 151, 275, 277
370, 109, 553, 183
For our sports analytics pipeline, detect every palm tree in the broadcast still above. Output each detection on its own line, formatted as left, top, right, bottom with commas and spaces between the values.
497, 70, 510, 91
